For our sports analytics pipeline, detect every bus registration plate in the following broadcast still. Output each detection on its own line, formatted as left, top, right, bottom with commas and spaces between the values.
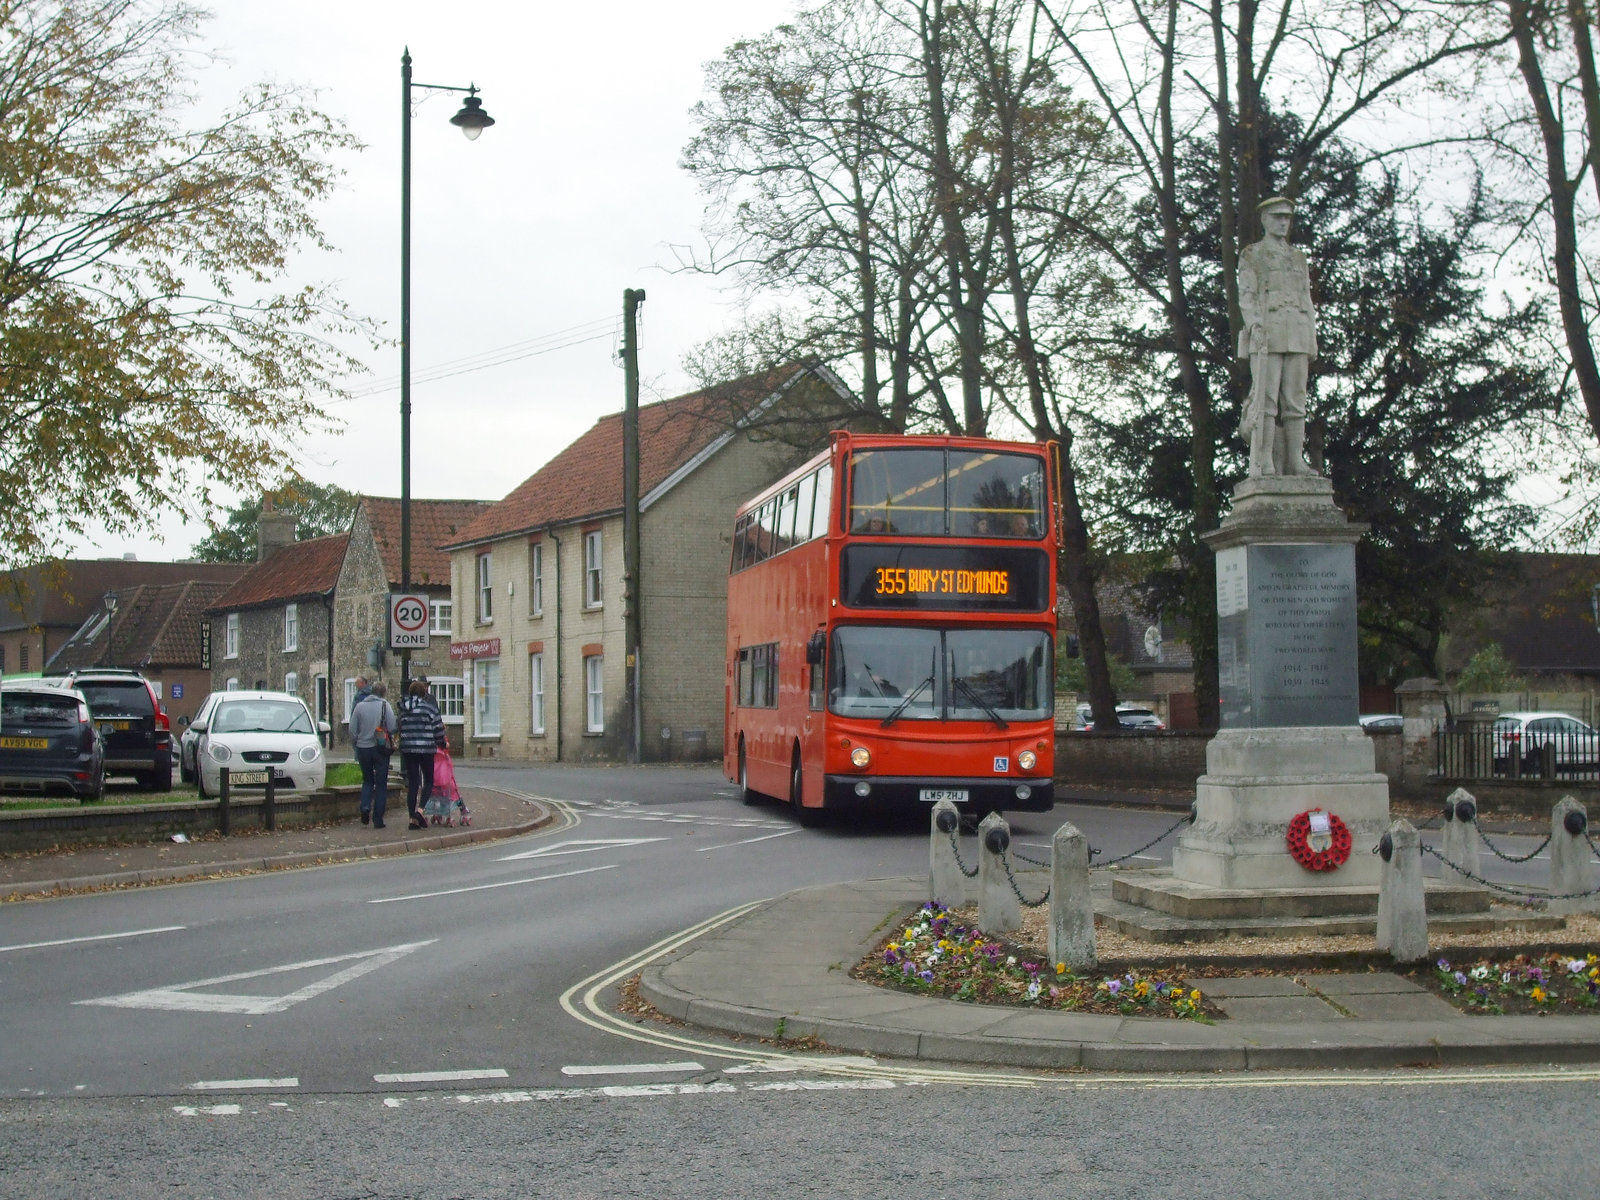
920, 788, 968, 804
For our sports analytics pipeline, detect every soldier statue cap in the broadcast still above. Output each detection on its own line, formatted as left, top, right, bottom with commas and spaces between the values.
1257, 196, 1295, 215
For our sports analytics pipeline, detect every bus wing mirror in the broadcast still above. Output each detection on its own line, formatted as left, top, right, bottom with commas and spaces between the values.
805, 632, 826, 665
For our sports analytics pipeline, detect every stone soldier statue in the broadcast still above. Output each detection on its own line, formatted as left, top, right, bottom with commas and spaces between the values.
1237, 196, 1318, 476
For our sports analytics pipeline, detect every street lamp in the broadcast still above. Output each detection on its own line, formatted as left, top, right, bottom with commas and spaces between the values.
400, 48, 494, 687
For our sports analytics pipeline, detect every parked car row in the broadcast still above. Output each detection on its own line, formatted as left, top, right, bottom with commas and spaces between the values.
2, 669, 326, 804
1072, 702, 1167, 732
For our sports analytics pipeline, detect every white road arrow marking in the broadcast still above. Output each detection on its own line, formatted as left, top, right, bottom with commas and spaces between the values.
74, 940, 434, 1016
499, 837, 667, 861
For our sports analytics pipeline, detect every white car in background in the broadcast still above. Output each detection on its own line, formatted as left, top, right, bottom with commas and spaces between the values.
192, 690, 328, 797
1490, 711, 1600, 774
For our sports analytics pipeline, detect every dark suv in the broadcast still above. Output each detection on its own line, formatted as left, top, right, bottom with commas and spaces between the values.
0, 681, 105, 801
47, 669, 173, 791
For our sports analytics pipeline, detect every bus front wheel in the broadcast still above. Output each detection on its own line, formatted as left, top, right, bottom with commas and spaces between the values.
738, 740, 760, 806
791, 749, 823, 828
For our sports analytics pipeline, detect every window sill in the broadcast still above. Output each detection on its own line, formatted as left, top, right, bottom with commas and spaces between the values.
583, 729, 605, 737
529, 729, 546, 738
470, 735, 501, 742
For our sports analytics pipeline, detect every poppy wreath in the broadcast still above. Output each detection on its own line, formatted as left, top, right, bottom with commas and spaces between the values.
1285, 808, 1352, 871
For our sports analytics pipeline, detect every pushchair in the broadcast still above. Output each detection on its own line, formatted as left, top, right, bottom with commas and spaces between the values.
423, 746, 470, 826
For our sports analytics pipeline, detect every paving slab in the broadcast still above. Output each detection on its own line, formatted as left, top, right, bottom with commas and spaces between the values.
1211, 995, 1346, 1022
1299, 972, 1429, 995
1321, 992, 1461, 1021
1186, 976, 1314, 998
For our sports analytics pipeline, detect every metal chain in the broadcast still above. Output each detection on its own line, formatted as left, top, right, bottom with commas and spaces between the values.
1089, 812, 1192, 868
945, 827, 980, 879
1000, 852, 1050, 908
1473, 824, 1552, 864
1012, 847, 1052, 869
1420, 844, 1600, 901
1588, 830, 1600, 861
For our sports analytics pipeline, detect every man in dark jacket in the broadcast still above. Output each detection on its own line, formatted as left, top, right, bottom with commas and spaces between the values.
397, 680, 448, 830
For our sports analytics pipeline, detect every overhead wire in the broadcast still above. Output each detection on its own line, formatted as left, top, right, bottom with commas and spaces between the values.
348, 315, 621, 397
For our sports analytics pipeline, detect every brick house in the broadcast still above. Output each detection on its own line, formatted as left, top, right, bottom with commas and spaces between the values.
441, 366, 850, 761
329, 496, 491, 747
1, 559, 244, 683
43, 578, 243, 728
205, 531, 349, 731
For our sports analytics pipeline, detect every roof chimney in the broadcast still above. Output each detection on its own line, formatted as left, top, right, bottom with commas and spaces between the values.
257, 494, 298, 561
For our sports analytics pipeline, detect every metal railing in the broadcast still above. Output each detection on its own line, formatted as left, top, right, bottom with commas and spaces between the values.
1434, 723, 1600, 783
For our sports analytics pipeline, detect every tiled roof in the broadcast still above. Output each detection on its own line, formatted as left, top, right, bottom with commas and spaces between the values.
206, 533, 350, 613
0, 560, 247, 632
445, 369, 805, 549
46, 579, 236, 672
361, 497, 493, 588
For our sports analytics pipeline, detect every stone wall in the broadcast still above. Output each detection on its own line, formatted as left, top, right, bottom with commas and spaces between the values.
1055, 730, 1211, 787
0, 786, 360, 853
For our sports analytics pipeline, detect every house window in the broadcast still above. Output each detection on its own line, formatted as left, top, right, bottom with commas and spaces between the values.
226, 677, 239, 691
430, 598, 453, 635
342, 677, 357, 723
585, 654, 604, 732
18, 644, 27, 672
584, 530, 603, 608
429, 677, 465, 724
225, 613, 239, 659
530, 651, 545, 734
529, 542, 544, 616
314, 675, 328, 729
284, 671, 299, 696
473, 658, 501, 737
283, 602, 299, 651
0, 646, 6, 673
476, 552, 493, 623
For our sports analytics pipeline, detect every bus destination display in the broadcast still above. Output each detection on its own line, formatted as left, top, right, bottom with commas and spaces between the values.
840, 545, 1050, 612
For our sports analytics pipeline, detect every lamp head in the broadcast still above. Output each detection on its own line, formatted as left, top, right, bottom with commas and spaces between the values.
451, 89, 494, 140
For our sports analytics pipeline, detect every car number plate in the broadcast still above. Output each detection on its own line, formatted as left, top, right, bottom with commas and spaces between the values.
0, 736, 48, 750
227, 770, 271, 786
98, 721, 130, 733
920, 788, 969, 804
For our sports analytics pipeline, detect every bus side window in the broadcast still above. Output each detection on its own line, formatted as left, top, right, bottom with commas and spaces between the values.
793, 472, 816, 545
812, 467, 833, 539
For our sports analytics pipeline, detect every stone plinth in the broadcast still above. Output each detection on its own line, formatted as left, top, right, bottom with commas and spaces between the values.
1167, 479, 1390, 894
1172, 726, 1389, 889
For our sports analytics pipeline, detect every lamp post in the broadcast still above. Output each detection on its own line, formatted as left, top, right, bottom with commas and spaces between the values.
400, 48, 494, 688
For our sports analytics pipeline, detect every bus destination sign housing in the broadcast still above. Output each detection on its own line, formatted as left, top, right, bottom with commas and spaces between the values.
840, 544, 1051, 612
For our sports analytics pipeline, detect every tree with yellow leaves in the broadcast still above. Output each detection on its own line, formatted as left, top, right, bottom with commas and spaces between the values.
0, 0, 373, 570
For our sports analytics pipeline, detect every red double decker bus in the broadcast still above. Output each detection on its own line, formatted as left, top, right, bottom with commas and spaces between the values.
725, 430, 1059, 823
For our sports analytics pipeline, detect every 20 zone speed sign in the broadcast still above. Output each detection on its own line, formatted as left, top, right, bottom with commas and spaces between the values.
389, 593, 430, 650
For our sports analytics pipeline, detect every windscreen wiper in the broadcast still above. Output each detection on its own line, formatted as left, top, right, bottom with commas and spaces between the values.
880, 673, 935, 728
954, 677, 1009, 730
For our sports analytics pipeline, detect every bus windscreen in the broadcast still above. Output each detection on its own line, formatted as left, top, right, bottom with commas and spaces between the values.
849, 448, 1046, 537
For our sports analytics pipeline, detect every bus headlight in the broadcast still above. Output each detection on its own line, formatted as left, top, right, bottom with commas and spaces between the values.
850, 746, 872, 769
1018, 749, 1037, 770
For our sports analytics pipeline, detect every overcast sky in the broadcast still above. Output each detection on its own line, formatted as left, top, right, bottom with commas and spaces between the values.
74, 0, 799, 562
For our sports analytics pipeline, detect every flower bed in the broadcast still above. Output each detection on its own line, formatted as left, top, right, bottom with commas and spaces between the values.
855, 903, 1217, 1020
1414, 952, 1600, 1015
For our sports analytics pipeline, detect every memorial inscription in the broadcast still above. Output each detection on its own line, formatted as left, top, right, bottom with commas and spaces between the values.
1217, 543, 1359, 728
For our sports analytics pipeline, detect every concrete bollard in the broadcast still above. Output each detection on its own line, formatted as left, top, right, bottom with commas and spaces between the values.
1048, 820, 1096, 971
1376, 819, 1429, 962
977, 811, 1021, 934
1441, 787, 1483, 885
928, 799, 966, 910
1549, 797, 1598, 917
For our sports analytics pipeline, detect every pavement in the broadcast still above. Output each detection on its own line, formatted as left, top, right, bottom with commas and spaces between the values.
5, 781, 1593, 1073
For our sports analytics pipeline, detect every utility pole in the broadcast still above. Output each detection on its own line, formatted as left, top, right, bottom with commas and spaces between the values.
621, 288, 645, 764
